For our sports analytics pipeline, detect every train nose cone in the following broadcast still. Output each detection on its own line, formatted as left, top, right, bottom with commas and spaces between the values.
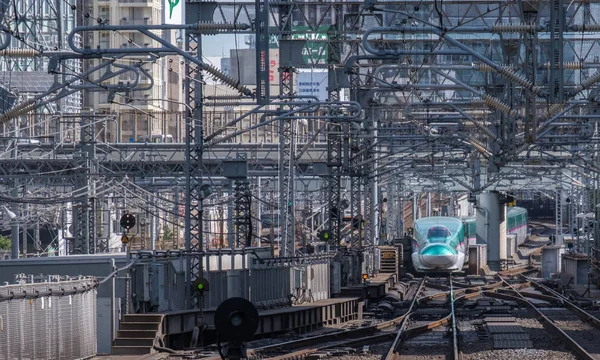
419, 245, 456, 266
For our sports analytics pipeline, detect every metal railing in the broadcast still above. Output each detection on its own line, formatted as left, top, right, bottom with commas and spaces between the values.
120, 19, 151, 26
118, 0, 153, 4
202, 250, 334, 310
0, 276, 98, 360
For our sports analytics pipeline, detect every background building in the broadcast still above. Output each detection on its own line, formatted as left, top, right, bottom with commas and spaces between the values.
77, 0, 184, 143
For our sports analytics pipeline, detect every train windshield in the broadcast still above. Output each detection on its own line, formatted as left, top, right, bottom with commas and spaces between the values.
427, 226, 451, 239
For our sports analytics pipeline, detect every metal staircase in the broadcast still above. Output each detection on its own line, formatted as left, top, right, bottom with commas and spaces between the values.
111, 313, 164, 355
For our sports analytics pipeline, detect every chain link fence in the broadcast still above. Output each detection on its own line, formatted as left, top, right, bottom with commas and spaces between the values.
0, 275, 98, 360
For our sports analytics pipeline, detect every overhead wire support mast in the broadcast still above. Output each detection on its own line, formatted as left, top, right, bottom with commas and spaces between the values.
278, 0, 296, 258
326, 9, 344, 251
184, 4, 207, 310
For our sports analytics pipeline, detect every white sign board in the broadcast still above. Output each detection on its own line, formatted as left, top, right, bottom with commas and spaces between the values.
165, 0, 183, 24
296, 71, 328, 101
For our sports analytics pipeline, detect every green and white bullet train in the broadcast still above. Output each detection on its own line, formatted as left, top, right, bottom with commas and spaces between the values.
411, 207, 528, 272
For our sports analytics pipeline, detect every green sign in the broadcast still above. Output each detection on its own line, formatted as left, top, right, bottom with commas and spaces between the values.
167, 0, 180, 19
269, 31, 279, 49
292, 26, 331, 65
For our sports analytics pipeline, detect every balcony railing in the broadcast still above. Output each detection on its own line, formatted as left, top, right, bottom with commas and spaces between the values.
119, 0, 153, 4
120, 18, 151, 26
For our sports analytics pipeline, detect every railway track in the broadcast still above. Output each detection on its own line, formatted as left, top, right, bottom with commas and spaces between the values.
487, 276, 600, 360
525, 277, 600, 360
249, 277, 533, 360
382, 277, 431, 360
244, 278, 427, 360
498, 265, 539, 277
381, 276, 468, 360
251, 277, 501, 360
200, 275, 600, 360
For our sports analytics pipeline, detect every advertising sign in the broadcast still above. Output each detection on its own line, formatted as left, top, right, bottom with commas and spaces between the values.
291, 26, 331, 65
165, 0, 183, 24
270, 48, 280, 94
269, 32, 279, 49
296, 70, 328, 101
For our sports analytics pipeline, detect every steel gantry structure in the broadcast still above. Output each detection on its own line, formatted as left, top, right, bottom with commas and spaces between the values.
3, 0, 600, 300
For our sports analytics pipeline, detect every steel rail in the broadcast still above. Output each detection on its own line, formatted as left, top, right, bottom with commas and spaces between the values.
495, 288, 563, 304
384, 277, 428, 360
385, 276, 462, 360
523, 276, 600, 330
449, 280, 532, 303
403, 314, 451, 337
450, 277, 461, 360
229, 279, 430, 360
257, 332, 398, 360
205, 279, 531, 360
418, 280, 510, 303
249, 313, 407, 357
497, 265, 540, 276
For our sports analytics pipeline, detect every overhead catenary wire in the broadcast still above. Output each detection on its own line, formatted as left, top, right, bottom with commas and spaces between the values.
2, 0, 599, 258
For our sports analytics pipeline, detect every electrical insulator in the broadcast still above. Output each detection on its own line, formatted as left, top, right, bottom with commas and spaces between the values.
0, 49, 39, 57
499, 67, 534, 91
0, 100, 37, 124
482, 95, 514, 116
545, 103, 565, 118
202, 62, 252, 96
467, 137, 491, 157
206, 100, 242, 107
196, 22, 251, 35
469, 122, 499, 142
473, 63, 514, 73
492, 23, 537, 33
543, 62, 582, 70
571, 71, 600, 96
205, 95, 243, 100
571, 24, 600, 32
514, 142, 531, 155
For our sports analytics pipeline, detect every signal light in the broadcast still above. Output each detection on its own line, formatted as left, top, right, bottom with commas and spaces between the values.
214, 297, 259, 343
317, 230, 331, 241
199, 184, 212, 199
120, 213, 136, 230
340, 199, 350, 209
192, 277, 210, 294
